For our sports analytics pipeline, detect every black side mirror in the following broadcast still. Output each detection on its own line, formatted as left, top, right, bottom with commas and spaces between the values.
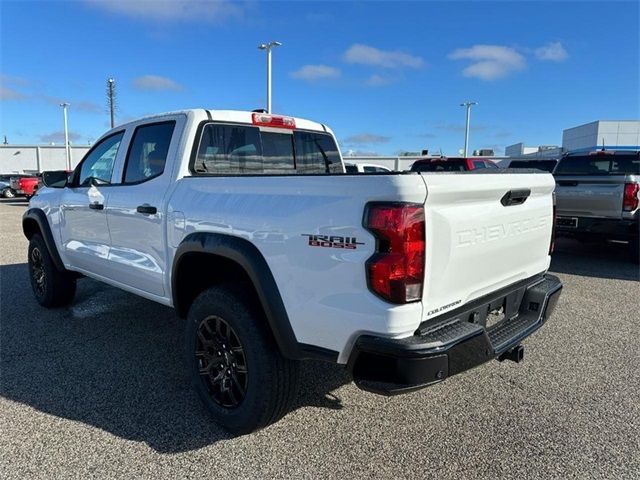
41, 170, 69, 188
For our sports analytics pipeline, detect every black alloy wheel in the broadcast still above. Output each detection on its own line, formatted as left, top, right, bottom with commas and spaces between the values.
196, 315, 248, 408
30, 246, 46, 296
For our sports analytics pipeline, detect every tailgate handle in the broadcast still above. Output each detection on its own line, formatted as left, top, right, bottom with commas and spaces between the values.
557, 181, 579, 187
501, 189, 530, 207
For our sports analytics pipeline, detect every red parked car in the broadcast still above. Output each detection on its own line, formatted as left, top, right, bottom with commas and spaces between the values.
10, 175, 39, 200
410, 157, 498, 172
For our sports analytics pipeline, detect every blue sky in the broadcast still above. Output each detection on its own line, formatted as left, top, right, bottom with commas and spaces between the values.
1, 0, 638, 155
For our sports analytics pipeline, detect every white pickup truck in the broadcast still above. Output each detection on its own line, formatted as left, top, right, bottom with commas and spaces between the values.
24, 109, 562, 434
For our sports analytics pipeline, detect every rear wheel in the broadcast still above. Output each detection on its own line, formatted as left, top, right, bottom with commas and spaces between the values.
28, 234, 76, 307
185, 286, 299, 434
2, 187, 15, 198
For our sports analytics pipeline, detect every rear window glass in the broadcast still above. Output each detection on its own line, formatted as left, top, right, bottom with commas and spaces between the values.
193, 124, 340, 175
554, 155, 640, 175
261, 132, 295, 173
509, 160, 557, 172
412, 160, 466, 172
294, 131, 342, 173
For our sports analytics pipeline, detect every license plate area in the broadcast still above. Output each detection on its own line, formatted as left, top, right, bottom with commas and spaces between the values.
556, 216, 578, 228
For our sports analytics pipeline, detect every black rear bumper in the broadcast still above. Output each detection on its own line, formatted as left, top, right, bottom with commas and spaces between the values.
556, 216, 638, 242
348, 274, 562, 395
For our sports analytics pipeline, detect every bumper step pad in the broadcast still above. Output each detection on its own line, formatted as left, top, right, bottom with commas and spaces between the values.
349, 274, 563, 395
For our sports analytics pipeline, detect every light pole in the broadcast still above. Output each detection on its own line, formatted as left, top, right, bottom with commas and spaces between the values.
107, 78, 116, 128
258, 41, 282, 113
60, 102, 71, 170
460, 101, 478, 157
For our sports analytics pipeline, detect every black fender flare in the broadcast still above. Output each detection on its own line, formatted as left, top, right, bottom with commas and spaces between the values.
172, 232, 321, 360
22, 208, 65, 271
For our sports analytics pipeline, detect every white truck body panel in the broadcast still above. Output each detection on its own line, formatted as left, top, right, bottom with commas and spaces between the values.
29, 109, 555, 363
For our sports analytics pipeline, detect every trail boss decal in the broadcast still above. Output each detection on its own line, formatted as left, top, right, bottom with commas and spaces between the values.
302, 234, 364, 250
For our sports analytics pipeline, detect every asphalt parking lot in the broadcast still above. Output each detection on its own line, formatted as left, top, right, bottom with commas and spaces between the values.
1, 198, 639, 479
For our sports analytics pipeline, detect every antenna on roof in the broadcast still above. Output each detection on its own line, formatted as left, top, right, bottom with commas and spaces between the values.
601, 137, 606, 152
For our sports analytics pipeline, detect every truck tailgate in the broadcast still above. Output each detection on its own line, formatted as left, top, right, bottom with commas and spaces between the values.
420, 172, 555, 321
555, 175, 625, 219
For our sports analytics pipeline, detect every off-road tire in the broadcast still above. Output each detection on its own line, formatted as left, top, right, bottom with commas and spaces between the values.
185, 286, 299, 434
28, 234, 76, 307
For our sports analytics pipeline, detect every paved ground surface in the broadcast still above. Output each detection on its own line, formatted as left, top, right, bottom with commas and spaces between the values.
1, 197, 639, 479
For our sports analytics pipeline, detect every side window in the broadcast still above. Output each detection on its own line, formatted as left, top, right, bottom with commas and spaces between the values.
77, 132, 124, 187
294, 131, 341, 173
123, 122, 175, 184
195, 124, 262, 174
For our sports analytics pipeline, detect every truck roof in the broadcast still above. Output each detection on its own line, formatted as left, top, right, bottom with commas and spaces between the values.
116, 109, 331, 135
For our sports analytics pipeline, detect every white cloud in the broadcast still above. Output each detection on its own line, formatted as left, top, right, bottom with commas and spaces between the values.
40, 131, 82, 144
535, 42, 568, 62
42, 96, 101, 113
449, 45, 526, 80
0, 74, 31, 87
343, 133, 391, 145
365, 74, 394, 87
343, 44, 425, 69
133, 75, 184, 91
0, 86, 28, 100
85, 0, 244, 23
290, 65, 341, 81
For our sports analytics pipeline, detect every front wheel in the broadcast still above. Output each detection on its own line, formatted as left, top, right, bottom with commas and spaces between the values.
185, 286, 299, 434
28, 234, 76, 307
2, 187, 15, 198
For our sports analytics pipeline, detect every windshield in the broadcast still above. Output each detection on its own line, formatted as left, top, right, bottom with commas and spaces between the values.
554, 154, 639, 175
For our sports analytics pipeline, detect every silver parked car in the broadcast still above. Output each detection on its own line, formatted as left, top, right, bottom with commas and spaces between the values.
554, 150, 639, 262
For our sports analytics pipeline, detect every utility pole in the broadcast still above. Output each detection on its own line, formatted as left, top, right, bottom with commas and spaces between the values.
460, 101, 478, 157
60, 102, 70, 170
107, 78, 116, 128
258, 41, 282, 113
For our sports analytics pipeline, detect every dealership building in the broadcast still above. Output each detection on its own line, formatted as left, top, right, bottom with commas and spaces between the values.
505, 120, 640, 159
0, 144, 90, 175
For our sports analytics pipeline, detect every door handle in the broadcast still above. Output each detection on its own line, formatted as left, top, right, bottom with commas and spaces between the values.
89, 202, 104, 210
137, 204, 157, 215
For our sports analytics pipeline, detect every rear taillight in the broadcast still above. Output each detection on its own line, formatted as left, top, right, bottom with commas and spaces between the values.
623, 183, 639, 211
251, 112, 296, 129
364, 203, 425, 304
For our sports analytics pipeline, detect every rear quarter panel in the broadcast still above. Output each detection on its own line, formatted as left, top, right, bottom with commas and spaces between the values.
167, 174, 427, 361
